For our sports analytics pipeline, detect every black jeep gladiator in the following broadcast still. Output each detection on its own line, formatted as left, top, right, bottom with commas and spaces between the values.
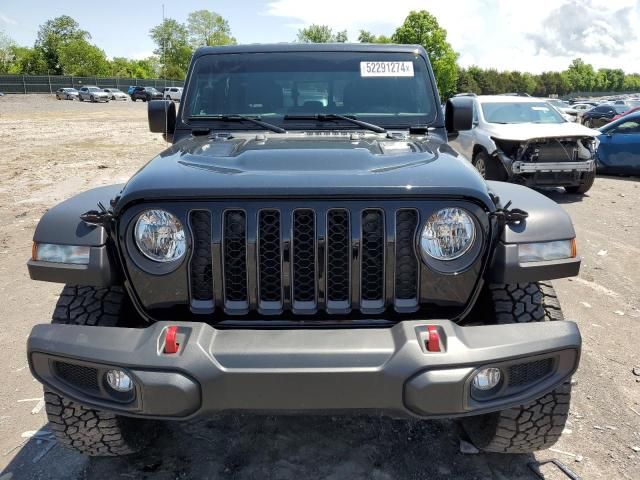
27, 44, 581, 456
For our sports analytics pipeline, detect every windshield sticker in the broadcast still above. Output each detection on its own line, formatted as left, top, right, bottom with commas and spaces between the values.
360, 61, 414, 77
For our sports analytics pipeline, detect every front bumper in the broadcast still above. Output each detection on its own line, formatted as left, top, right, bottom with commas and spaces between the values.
28, 320, 580, 420
512, 160, 595, 174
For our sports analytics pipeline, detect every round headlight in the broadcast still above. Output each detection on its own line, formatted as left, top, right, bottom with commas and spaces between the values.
134, 210, 186, 262
420, 208, 475, 261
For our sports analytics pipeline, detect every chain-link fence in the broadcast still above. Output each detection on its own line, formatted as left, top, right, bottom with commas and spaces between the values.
0, 74, 184, 94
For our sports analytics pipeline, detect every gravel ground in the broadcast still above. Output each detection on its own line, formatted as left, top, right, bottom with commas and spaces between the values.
0, 95, 638, 480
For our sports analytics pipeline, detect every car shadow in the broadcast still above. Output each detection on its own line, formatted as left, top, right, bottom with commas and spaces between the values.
1, 417, 543, 480
535, 186, 587, 205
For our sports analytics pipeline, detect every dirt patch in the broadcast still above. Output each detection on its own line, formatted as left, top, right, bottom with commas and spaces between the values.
0, 95, 638, 479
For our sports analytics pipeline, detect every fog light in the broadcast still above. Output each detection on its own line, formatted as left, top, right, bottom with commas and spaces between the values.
472, 367, 501, 391
105, 369, 133, 392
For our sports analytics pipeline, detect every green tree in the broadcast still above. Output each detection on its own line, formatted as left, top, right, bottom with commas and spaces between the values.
8, 46, 47, 74
564, 58, 595, 93
186, 10, 236, 47
35, 15, 90, 74
391, 10, 459, 98
334, 30, 348, 42
0, 30, 16, 73
456, 68, 480, 94
357, 30, 391, 43
150, 18, 193, 79
58, 38, 109, 76
296, 25, 337, 43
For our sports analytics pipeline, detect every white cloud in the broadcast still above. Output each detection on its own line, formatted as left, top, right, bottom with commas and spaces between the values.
264, 0, 640, 73
0, 12, 17, 25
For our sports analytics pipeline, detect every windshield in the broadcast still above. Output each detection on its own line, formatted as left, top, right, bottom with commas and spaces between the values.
481, 101, 565, 124
184, 51, 437, 129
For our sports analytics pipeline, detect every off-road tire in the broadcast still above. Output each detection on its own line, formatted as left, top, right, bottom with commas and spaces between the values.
44, 285, 154, 456
461, 281, 572, 453
565, 170, 595, 194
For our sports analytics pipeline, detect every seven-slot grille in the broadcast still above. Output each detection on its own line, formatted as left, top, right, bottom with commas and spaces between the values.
188, 206, 420, 316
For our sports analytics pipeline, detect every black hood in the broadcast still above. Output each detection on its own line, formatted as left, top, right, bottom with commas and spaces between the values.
116, 132, 492, 210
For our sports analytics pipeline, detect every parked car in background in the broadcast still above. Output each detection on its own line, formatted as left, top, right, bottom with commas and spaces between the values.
55, 88, 79, 100
162, 86, 183, 101
571, 103, 594, 120
547, 99, 578, 122
130, 86, 163, 102
127, 86, 136, 95
581, 104, 617, 128
611, 105, 640, 121
448, 94, 599, 193
103, 88, 128, 101
78, 86, 110, 103
596, 112, 640, 175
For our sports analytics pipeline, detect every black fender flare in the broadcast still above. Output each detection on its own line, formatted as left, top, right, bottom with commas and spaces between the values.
28, 184, 124, 286
485, 181, 580, 283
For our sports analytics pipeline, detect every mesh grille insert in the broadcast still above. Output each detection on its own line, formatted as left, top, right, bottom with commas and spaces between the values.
223, 210, 248, 302
258, 210, 282, 302
189, 211, 213, 301
292, 209, 316, 302
361, 209, 384, 301
508, 358, 553, 387
395, 210, 419, 300
54, 362, 100, 392
327, 209, 350, 302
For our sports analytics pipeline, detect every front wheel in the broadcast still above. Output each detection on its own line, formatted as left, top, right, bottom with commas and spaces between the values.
461, 282, 571, 453
565, 170, 595, 194
44, 286, 156, 456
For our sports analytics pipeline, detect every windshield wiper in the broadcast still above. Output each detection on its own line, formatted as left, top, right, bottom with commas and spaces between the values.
283, 113, 386, 133
188, 115, 286, 133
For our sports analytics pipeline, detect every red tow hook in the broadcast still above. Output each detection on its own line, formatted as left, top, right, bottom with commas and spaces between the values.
426, 325, 441, 352
164, 326, 179, 354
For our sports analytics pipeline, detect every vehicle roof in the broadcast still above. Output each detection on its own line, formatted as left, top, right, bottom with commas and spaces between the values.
476, 95, 554, 104
193, 43, 424, 57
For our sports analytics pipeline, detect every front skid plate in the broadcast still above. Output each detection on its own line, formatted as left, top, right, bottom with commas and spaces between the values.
28, 320, 581, 420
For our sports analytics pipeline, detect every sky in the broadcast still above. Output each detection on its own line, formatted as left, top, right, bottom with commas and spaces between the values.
1, 0, 639, 73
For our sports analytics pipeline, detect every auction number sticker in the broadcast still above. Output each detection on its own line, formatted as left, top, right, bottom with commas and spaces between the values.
360, 61, 414, 77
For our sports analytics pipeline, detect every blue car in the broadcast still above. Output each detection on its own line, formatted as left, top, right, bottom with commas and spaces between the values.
596, 112, 640, 175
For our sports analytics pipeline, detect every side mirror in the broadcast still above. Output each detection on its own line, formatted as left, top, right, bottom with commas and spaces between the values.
445, 97, 474, 138
148, 100, 176, 136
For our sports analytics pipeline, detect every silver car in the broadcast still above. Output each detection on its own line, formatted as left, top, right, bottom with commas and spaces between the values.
103, 88, 128, 101
78, 86, 110, 103
448, 94, 600, 194
55, 88, 79, 100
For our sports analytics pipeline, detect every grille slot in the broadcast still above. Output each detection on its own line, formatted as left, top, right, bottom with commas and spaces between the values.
54, 362, 100, 392
258, 210, 282, 306
361, 209, 385, 309
189, 211, 213, 306
223, 210, 248, 308
186, 204, 437, 316
395, 209, 419, 305
292, 209, 316, 308
508, 358, 553, 387
326, 209, 350, 306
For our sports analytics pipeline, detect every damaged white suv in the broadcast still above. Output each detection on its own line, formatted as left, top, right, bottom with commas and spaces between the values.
449, 94, 599, 194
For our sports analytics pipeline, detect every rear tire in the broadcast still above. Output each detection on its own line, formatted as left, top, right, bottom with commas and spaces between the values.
461, 282, 572, 453
565, 170, 595, 194
44, 286, 155, 456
